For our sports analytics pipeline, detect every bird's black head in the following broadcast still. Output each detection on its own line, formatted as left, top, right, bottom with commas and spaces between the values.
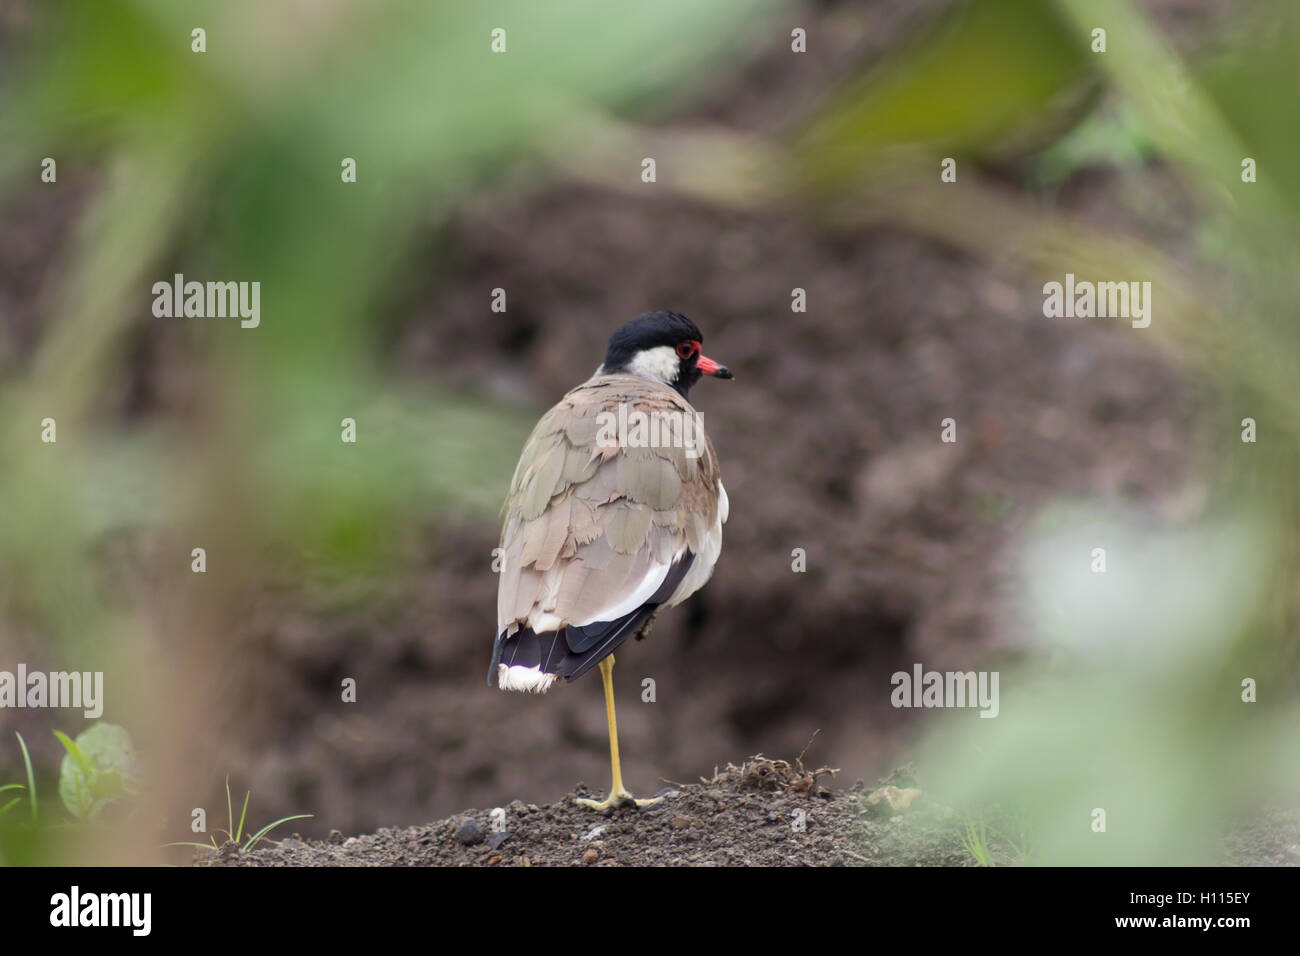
600, 310, 733, 398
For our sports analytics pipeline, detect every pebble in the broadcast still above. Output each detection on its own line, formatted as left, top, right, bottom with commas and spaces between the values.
582, 848, 599, 865
582, 825, 607, 841
455, 818, 486, 845
327, 829, 344, 844
488, 831, 510, 851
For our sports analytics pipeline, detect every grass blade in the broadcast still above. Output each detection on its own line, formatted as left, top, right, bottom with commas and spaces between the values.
236, 791, 250, 844
243, 814, 313, 852
15, 732, 36, 827
162, 841, 219, 851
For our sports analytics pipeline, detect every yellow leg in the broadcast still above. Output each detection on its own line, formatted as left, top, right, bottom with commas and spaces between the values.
575, 655, 662, 811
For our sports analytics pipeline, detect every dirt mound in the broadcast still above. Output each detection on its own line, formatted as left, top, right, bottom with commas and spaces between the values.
193, 757, 969, 867
190, 750, 1300, 867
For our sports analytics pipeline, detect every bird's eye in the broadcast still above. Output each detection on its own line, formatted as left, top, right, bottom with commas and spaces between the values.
676, 341, 699, 360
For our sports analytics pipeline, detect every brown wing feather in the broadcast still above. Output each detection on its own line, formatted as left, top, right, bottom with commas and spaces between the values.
496, 374, 722, 635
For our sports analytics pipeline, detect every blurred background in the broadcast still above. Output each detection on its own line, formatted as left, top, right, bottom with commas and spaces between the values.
1, 0, 1297, 865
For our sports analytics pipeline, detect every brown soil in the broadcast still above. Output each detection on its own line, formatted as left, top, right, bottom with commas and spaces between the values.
192, 758, 967, 867
192, 755, 1299, 867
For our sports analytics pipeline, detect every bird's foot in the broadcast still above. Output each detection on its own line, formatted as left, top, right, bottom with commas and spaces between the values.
574, 787, 668, 812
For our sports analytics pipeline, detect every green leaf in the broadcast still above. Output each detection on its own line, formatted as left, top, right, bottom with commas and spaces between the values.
53, 731, 95, 777
795, 0, 1099, 187
56, 724, 140, 821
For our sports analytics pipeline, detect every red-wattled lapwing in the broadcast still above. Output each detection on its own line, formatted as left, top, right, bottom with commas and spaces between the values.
489, 311, 732, 810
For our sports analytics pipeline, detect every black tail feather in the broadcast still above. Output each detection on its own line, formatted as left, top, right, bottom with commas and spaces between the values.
556, 605, 658, 681
490, 554, 696, 688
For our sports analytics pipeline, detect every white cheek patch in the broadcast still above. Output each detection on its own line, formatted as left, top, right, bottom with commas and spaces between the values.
626, 345, 681, 385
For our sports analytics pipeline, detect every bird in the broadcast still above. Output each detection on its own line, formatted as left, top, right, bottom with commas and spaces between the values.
489, 310, 732, 810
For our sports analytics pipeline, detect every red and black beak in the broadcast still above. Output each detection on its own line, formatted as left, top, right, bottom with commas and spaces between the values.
697, 354, 734, 380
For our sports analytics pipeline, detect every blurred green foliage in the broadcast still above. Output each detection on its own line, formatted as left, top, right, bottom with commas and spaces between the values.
795, 0, 1100, 184
794, 0, 1300, 863
1, 0, 1298, 865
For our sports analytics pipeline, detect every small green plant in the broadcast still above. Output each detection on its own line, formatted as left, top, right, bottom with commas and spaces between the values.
958, 806, 1037, 867
961, 814, 996, 867
1, 727, 143, 865
0, 733, 42, 826
3, 728, 310, 862
166, 776, 312, 854
53, 723, 140, 821
3, 725, 142, 828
